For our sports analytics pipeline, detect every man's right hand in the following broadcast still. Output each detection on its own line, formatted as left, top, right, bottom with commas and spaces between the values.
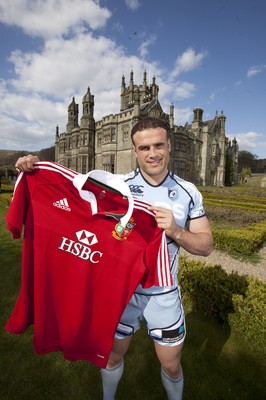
15, 155, 40, 172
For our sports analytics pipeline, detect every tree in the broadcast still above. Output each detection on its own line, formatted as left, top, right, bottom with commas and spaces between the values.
0, 147, 55, 180
240, 167, 252, 185
237, 150, 258, 173
38, 146, 55, 161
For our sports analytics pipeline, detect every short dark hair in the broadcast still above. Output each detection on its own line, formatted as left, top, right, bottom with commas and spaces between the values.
131, 117, 170, 143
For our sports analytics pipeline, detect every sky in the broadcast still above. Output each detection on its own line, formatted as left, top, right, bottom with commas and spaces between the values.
0, 0, 265, 159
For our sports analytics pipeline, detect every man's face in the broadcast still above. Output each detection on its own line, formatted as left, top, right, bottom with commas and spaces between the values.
133, 127, 171, 184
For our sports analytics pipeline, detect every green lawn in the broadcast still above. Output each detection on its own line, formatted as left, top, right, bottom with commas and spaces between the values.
1, 187, 265, 399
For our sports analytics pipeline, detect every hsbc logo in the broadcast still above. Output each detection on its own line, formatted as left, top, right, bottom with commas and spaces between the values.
58, 230, 103, 264
76, 230, 98, 246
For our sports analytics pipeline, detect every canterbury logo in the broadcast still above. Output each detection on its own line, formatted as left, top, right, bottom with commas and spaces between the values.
129, 184, 144, 196
53, 198, 71, 212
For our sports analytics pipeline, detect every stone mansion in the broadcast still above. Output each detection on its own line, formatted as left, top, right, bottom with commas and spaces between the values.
55, 71, 238, 186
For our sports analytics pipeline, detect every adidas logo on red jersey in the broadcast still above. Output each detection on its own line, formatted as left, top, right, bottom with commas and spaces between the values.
53, 198, 71, 212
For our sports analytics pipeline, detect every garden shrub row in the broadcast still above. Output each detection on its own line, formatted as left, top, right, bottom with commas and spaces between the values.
178, 257, 266, 351
202, 193, 266, 205
205, 204, 266, 225
228, 277, 266, 352
204, 199, 266, 213
212, 219, 266, 257
199, 186, 266, 198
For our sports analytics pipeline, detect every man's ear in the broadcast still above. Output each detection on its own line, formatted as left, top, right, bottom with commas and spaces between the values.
168, 139, 171, 152
133, 145, 137, 157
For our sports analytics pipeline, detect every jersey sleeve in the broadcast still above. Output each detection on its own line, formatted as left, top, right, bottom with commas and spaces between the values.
188, 187, 206, 220
5, 172, 32, 239
5, 171, 35, 333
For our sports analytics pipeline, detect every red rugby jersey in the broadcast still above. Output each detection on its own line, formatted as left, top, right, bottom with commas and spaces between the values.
5, 162, 171, 368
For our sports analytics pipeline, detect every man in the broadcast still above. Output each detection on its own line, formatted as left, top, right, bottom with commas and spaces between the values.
15, 117, 213, 400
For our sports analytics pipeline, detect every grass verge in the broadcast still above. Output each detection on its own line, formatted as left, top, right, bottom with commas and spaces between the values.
1, 188, 265, 399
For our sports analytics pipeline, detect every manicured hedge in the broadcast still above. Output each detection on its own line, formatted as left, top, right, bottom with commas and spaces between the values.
205, 200, 266, 213
203, 193, 266, 205
229, 277, 266, 351
212, 220, 266, 257
178, 256, 266, 351
178, 257, 247, 323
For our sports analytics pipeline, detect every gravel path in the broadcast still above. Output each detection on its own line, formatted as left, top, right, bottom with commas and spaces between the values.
180, 247, 266, 282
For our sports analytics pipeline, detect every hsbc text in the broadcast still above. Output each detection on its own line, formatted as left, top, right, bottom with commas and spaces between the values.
58, 237, 103, 264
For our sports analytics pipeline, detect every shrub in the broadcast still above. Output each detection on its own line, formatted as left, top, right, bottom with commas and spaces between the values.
212, 220, 266, 257
178, 257, 248, 323
229, 277, 266, 351
249, 220, 266, 243
0, 192, 13, 209
179, 257, 266, 351
206, 204, 266, 225
199, 185, 266, 198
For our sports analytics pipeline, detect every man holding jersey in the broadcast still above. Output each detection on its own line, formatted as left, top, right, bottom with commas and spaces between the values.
15, 116, 213, 400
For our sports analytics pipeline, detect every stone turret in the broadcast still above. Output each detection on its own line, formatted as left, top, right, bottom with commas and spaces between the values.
66, 97, 79, 132
193, 107, 203, 123
218, 110, 226, 135
81, 87, 94, 128
169, 103, 174, 129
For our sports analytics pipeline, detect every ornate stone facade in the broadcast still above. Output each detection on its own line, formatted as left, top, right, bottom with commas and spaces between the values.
55, 71, 238, 186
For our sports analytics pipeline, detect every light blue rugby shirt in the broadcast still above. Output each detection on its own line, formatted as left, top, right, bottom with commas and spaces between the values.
121, 168, 206, 295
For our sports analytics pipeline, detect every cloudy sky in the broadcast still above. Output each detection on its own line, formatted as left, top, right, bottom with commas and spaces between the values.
0, 0, 265, 158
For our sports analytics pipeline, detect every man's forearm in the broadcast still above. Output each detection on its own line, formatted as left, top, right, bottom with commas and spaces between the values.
173, 227, 213, 256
